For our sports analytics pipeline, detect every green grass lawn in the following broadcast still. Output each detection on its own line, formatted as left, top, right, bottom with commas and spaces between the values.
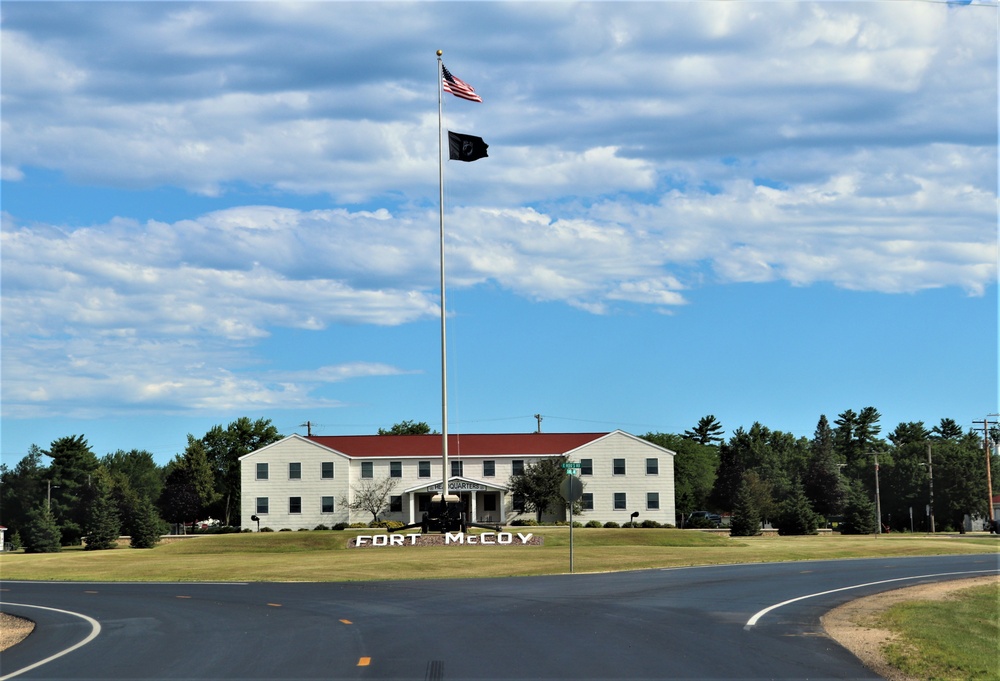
876, 581, 1000, 681
1, 528, 996, 583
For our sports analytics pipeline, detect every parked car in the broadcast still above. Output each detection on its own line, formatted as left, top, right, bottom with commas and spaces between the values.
687, 511, 722, 528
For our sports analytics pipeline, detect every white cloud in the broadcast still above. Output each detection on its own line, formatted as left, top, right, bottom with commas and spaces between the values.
0, 2, 995, 419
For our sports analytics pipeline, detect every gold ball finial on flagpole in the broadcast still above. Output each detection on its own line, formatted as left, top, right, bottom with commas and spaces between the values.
436, 50, 443, 56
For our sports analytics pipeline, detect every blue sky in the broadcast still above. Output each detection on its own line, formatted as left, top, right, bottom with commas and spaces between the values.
2, 1, 997, 466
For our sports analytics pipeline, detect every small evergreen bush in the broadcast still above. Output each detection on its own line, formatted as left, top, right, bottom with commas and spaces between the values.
23, 506, 62, 553
640, 519, 660, 528
260, 527, 274, 532
332, 523, 349, 531
314, 524, 329, 531
774, 482, 823, 536
603, 521, 620, 528
585, 520, 603, 528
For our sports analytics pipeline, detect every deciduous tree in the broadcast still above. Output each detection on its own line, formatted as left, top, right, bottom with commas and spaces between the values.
202, 417, 281, 526
341, 476, 399, 522
378, 420, 436, 435
507, 457, 569, 522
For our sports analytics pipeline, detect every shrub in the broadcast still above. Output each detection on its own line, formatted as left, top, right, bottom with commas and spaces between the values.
314, 524, 329, 531
349, 523, 369, 529
297, 528, 310, 531
332, 523, 349, 531
585, 520, 603, 528
572, 521, 584, 528
603, 521, 620, 528
640, 519, 660, 528
369, 520, 404, 530
279, 528, 292, 532
510, 519, 538, 526
260, 527, 274, 532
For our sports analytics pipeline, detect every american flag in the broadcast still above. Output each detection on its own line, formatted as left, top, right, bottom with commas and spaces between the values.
441, 63, 482, 103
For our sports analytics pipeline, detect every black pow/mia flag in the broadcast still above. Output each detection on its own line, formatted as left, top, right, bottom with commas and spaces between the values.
448, 131, 489, 162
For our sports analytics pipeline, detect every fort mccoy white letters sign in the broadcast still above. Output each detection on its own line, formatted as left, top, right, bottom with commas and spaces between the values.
350, 532, 542, 548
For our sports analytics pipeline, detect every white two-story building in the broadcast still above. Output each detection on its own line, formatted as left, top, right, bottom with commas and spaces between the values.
239, 430, 676, 530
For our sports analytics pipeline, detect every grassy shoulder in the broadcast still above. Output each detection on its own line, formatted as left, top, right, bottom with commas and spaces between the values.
1, 528, 997, 583
875, 581, 1000, 681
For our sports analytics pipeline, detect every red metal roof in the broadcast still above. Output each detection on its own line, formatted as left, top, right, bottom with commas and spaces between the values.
307, 432, 609, 458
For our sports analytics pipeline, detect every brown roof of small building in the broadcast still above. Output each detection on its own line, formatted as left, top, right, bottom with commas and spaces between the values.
307, 432, 609, 458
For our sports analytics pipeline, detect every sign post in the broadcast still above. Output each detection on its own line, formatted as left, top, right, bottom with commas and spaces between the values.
560, 469, 584, 573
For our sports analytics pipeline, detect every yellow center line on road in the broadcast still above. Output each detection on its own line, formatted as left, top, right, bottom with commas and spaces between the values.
176, 595, 191, 599
340, 619, 352, 624
267, 603, 282, 607
357, 657, 371, 666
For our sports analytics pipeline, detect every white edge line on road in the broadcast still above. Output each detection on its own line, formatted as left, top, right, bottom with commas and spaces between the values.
743, 569, 998, 630
0, 602, 102, 681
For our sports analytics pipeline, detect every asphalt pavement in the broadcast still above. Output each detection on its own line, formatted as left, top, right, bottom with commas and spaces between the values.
2, 553, 997, 680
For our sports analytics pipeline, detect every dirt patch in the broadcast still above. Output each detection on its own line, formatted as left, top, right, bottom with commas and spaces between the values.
821, 574, 1000, 681
0, 612, 35, 652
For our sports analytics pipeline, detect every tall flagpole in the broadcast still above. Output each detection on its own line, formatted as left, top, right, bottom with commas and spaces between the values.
436, 50, 449, 503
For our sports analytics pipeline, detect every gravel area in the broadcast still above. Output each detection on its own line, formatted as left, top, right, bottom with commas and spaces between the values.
0, 612, 35, 651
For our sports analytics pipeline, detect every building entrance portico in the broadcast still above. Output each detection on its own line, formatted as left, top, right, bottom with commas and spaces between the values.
403, 476, 508, 525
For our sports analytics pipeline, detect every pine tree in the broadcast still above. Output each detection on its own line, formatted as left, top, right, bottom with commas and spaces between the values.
23, 505, 62, 553
803, 416, 846, 517
129, 496, 165, 549
683, 415, 724, 446
83, 469, 121, 550
774, 480, 823, 535
839, 482, 877, 534
729, 476, 761, 537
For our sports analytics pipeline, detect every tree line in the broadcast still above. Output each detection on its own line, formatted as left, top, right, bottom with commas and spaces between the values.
2, 409, 995, 550
0, 417, 281, 552
643, 410, 998, 535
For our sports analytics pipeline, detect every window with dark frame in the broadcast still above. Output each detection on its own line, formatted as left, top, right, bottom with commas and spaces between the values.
390, 495, 402, 512
613, 458, 626, 475
451, 460, 463, 477
256, 497, 269, 514
647, 492, 660, 510
322, 496, 334, 513
419, 461, 431, 478
483, 460, 495, 477
512, 460, 525, 476
289, 462, 301, 479
289, 497, 301, 514
322, 461, 334, 479
646, 458, 658, 475
580, 458, 593, 476
582, 493, 594, 510
361, 461, 373, 478
614, 492, 627, 510
256, 463, 268, 480
390, 461, 402, 478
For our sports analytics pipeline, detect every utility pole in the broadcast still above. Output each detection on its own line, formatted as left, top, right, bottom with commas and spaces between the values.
973, 416, 996, 526
534, 414, 543, 433
300, 421, 312, 436
874, 452, 882, 535
926, 444, 935, 533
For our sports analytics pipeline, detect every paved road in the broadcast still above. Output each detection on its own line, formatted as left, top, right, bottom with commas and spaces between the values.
2, 553, 997, 680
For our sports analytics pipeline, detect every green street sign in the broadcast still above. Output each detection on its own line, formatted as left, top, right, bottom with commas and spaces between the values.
561, 462, 581, 469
